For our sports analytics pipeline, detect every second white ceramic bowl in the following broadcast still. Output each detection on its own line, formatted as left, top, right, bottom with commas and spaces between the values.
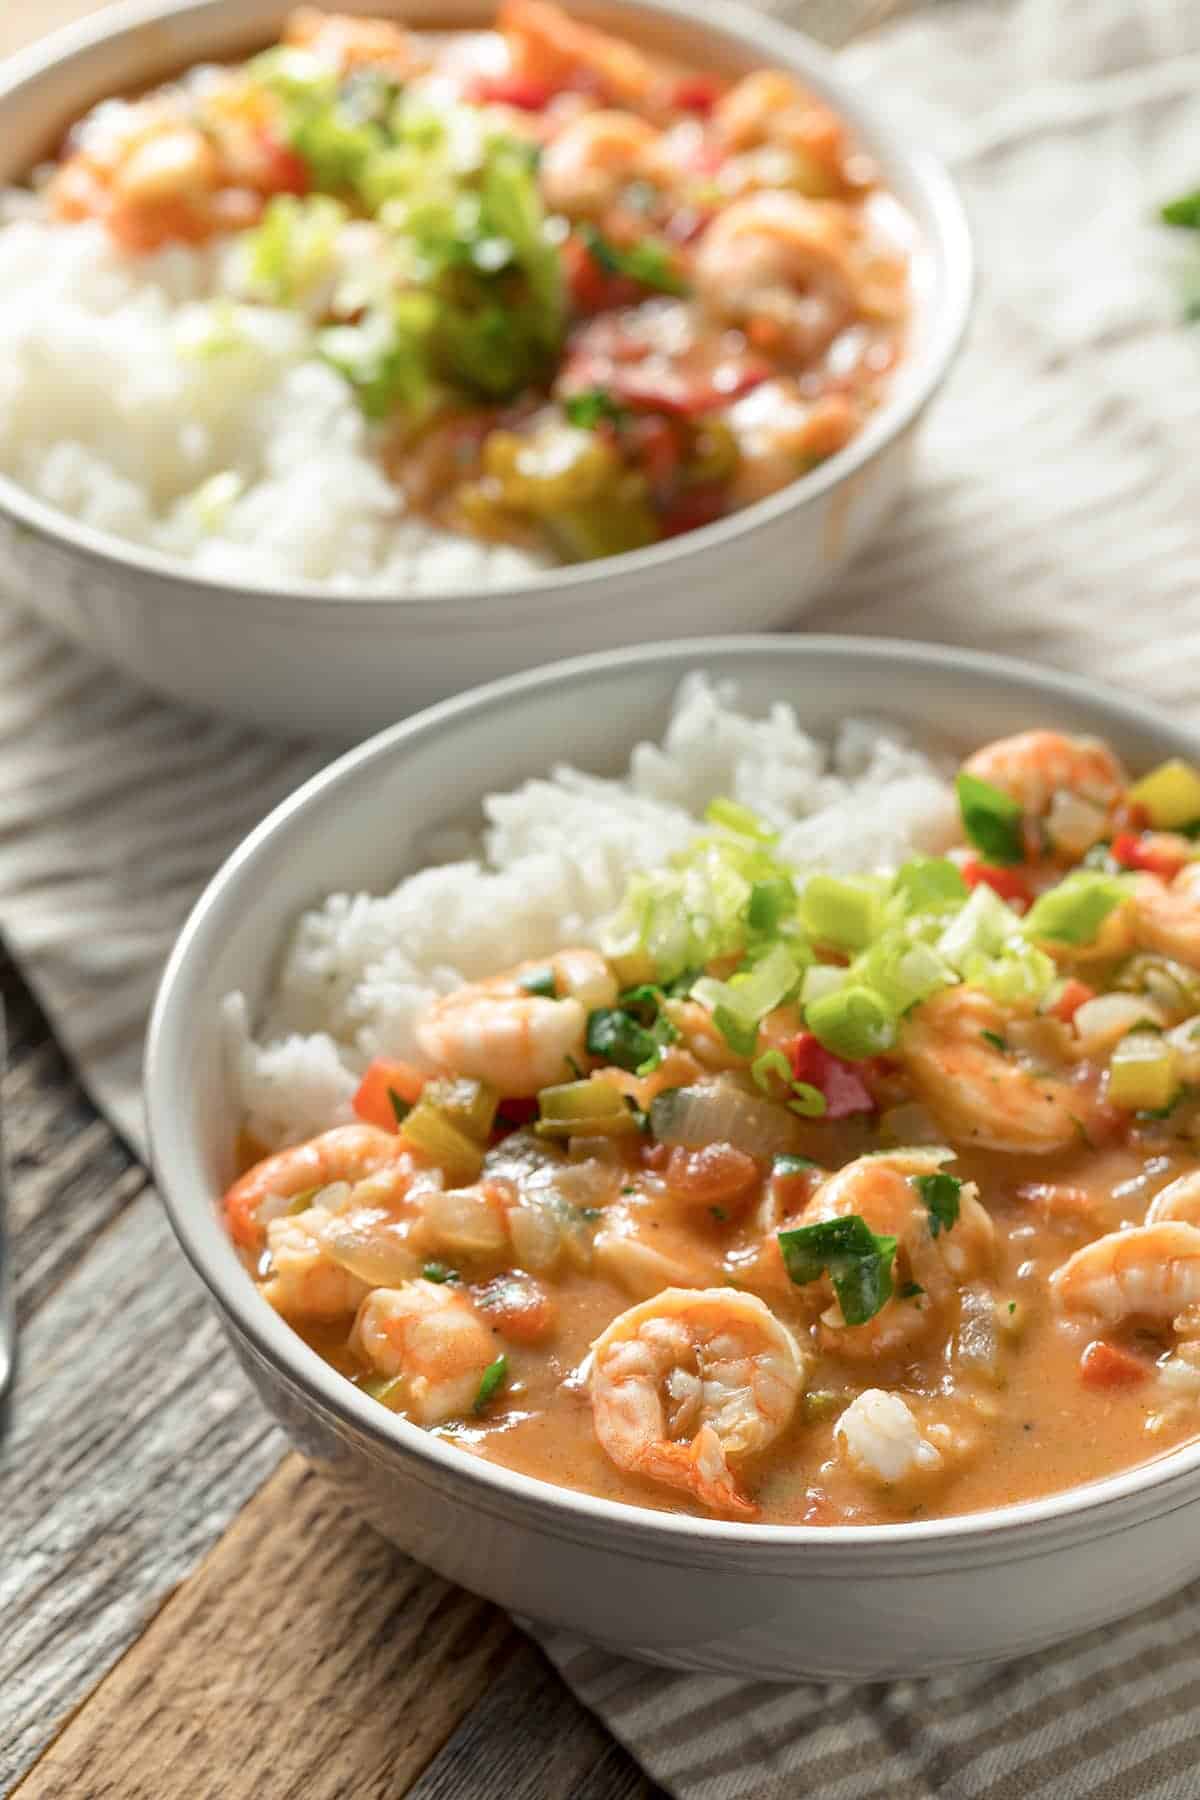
147, 636, 1200, 1680
0, 0, 971, 737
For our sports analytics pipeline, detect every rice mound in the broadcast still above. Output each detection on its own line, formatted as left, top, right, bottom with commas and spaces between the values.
228, 676, 959, 1150
0, 211, 545, 593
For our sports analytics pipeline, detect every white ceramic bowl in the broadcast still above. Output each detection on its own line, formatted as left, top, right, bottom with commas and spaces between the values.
0, 0, 971, 739
147, 636, 1200, 1681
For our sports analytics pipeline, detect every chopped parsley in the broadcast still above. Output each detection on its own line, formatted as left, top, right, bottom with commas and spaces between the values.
564, 387, 626, 430
777, 1214, 898, 1326
579, 224, 689, 295
474, 1354, 509, 1413
980, 1029, 1008, 1054
586, 985, 679, 1075
955, 771, 1024, 865
519, 966, 558, 998
912, 1170, 962, 1237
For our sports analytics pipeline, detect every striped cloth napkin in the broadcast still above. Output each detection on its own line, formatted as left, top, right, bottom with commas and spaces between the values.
5, 0, 1200, 1792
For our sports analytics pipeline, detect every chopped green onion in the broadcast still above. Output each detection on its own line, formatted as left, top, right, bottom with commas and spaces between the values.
777, 1214, 898, 1326
692, 942, 805, 1047
564, 388, 626, 429
519, 967, 558, 998
789, 1082, 827, 1118
580, 224, 688, 295
750, 1048, 827, 1117
805, 984, 896, 1061
912, 1171, 961, 1237
1022, 872, 1128, 946
422, 1262, 458, 1284
956, 771, 1025, 865
1127, 758, 1200, 829
852, 933, 955, 1015
705, 797, 778, 842
799, 874, 884, 952
474, 1355, 509, 1414
961, 942, 1056, 1008
937, 882, 1019, 971
980, 1029, 1007, 1053
747, 878, 793, 933
1162, 190, 1200, 229
890, 857, 969, 914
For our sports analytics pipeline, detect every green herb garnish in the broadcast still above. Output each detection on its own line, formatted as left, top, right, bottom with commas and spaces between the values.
955, 771, 1024, 865
1162, 190, 1200, 229
912, 1171, 962, 1237
519, 967, 558, 998
388, 1087, 413, 1126
422, 1262, 458, 1284
564, 388, 626, 429
579, 224, 689, 295
777, 1214, 898, 1326
474, 1355, 509, 1413
980, 1030, 1008, 1053
586, 986, 678, 1074
899, 1281, 925, 1300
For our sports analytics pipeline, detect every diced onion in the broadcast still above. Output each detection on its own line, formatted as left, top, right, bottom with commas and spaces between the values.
419, 1185, 509, 1255
649, 1080, 809, 1158
509, 1202, 564, 1271
1046, 791, 1110, 857
324, 1218, 420, 1287
1074, 992, 1166, 1059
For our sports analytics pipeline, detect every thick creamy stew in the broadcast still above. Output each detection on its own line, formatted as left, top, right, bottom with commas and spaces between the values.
226, 730, 1200, 1524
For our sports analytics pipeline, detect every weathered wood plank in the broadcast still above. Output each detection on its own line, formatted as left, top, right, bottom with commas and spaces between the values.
407, 1641, 663, 1800
13, 1457, 519, 1800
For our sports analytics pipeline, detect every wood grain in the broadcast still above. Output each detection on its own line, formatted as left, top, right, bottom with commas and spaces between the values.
13, 1457, 516, 1800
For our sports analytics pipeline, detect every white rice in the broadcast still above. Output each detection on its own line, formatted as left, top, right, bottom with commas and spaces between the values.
228, 676, 959, 1150
0, 209, 547, 593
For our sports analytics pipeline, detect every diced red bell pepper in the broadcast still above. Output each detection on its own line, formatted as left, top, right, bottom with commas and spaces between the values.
563, 235, 640, 314
493, 1095, 539, 1132
1111, 832, 1191, 880
1046, 978, 1096, 1025
256, 129, 310, 196
658, 480, 728, 538
352, 1057, 427, 1132
1080, 1339, 1149, 1390
466, 72, 556, 109
669, 74, 724, 115
785, 1033, 877, 1119
961, 857, 1034, 909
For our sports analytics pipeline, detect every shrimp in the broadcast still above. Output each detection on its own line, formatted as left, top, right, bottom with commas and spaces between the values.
1133, 863, 1200, 971
799, 1149, 994, 1360
223, 1122, 408, 1252
713, 71, 856, 197
415, 948, 617, 1096
590, 1287, 807, 1518
962, 730, 1127, 860
725, 382, 859, 506
1147, 1171, 1200, 1227
352, 1280, 501, 1426
900, 986, 1094, 1154
1051, 1222, 1200, 1324
540, 111, 661, 216
284, 7, 419, 77
263, 1206, 373, 1320
834, 1388, 943, 1486
499, 0, 655, 102
693, 192, 857, 362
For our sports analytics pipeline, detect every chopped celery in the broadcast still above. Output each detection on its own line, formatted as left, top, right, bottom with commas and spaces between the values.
805, 984, 897, 1060
705, 797, 778, 842
799, 874, 884, 952
1022, 872, 1128, 946
536, 1078, 638, 1138
1108, 1030, 1181, 1111
544, 487, 659, 560
399, 1102, 485, 1182
1128, 759, 1200, 829
422, 1077, 498, 1142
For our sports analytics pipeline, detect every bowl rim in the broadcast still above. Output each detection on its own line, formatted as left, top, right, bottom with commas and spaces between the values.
147, 632, 1200, 1553
0, 0, 973, 616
